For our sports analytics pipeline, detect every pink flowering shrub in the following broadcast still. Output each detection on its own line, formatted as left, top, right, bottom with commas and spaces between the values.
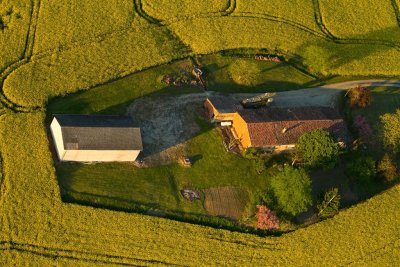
353, 115, 376, 145
256, 205, 279, 230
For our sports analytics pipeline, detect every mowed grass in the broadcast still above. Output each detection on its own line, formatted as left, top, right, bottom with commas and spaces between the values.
57, 118, 270, 220
47, 54, 317, 116
201, 54, 315, 92
319, 0, 400, 41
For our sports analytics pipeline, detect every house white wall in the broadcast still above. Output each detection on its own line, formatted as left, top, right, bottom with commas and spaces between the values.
50, 118, 66, 160
62, 150, 140, 162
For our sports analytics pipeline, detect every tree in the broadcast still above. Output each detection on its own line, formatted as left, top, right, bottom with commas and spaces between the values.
296, 129, 340, 169
345, 156, 376, 184
270, 166, 312, 216
347, 86, 373, 108
317, 188, 341, 218
255, 205, 279, 230
377, 153, 398, 182
380, 109, 400, 153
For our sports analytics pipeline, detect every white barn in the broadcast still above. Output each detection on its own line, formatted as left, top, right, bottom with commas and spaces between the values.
50, 115, 143, 162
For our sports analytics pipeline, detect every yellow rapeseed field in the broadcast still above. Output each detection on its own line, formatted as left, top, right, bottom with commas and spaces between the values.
1, 0, 400, 265
0, 0, 31, 70
318, 0, 400, 40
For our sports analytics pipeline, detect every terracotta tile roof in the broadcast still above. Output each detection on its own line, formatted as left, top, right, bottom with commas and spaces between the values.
238, 107, 351, 147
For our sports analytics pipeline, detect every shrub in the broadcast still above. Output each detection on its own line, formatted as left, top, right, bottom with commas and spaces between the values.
270, 166, 312, 216
377, 153, 398, 182
345, 156, 377, 184
347, 86, 373, 108
353, 115, 376, 145
317, 188, 341, 218
254, 159, 266, 174
380, 109, 400, 153
255, 205, 279, 230
296, 129, 340, 169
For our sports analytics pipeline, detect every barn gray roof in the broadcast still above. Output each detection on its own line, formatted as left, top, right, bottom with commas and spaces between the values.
207, 94, 242, 113
54, 115, 143, 151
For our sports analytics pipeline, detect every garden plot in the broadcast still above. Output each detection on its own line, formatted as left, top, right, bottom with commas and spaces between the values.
203, 186, 248, 220
127, 93, 207, 166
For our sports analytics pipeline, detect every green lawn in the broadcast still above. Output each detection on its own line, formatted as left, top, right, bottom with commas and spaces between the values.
201, 54, 317, 93
51, 54, 321, 226
47, 54, 320, 117
51, 56, 400, 231
57, 119, 277, 224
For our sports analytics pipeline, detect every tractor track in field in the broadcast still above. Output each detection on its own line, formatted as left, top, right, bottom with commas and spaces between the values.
0, 241, 183, 266
313, 0, 400, 49
134, 0, 237, 26
391, 0, 400, 27
22, 0, 41, 59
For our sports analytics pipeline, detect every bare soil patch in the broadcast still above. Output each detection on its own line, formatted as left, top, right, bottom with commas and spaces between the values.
127, 93, 206, 166
203, 186, 249, 220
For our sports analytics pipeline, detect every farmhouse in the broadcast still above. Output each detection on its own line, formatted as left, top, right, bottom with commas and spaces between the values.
205, 95, 350, 151
231, 106, 351, 151
50, 115, 143, 162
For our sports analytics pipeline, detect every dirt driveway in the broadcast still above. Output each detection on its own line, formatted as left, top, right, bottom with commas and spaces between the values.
126, 80, 400, 166
127, 93, 206, 166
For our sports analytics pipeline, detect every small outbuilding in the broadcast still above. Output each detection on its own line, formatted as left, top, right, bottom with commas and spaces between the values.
50, 115, 143, 162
